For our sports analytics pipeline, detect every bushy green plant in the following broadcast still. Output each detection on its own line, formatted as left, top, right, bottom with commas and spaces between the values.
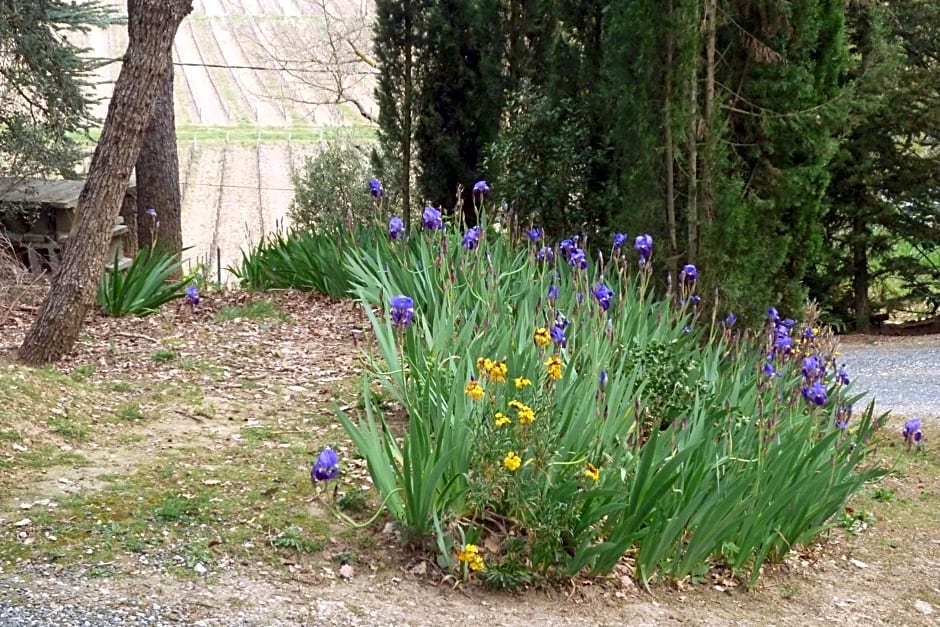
228, 226, 389, 299
97, 248, 191, 316
337, 220, 886, 587
289, 143, 373, 231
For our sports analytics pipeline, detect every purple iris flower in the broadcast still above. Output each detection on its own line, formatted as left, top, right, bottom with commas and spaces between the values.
593, 282, 614, 311
569, 248, 588, 270
634, 234, 653, 263
146, 207, 157, 218
388, 216, 404, 240
767, 307, 780, 322
473, 180, 490, 196
681, 264, 698, 284
368, 178, 385, 198
185, 285, 200, 307
547, 284, 559, 300
422, 206, 443, 231
725, 313, 736, 327
559, 238, 575, 260
802, 381, 828, 406
599, 370, 608, 391
461, 226, 482, 250
837, 367, 850, 386
762, 362, 780, 378
902, 418, 923, 445
311, 448, 340, 482
550, 324, 567, 348
613, 233, 627, 250
389, 294, 415, 329
802, 355, 821, 379
536, 246, 554, 263
527, 228, 543, 243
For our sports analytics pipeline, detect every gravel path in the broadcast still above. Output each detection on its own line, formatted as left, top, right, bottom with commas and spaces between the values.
838, 334, 940, 419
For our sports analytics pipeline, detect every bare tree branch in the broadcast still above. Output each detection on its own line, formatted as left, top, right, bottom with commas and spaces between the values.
235, 0, 378, 125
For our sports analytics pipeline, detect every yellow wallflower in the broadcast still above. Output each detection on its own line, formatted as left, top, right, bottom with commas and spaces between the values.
504, 451, 522, 471
534, 327, 551, 348
465, 378, 484, 400
517, 405, 535, 425
584, 463, 600, 481
494, 412, 511, 428
514, 377, 532, 389
508, 399, 525, 411
476, 357, 495, 378
457, 544, 485, 571
489, 360, 508, 383
545, 355, 563, 380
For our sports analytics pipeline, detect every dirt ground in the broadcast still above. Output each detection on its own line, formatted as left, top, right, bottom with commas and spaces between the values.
1, 288, 938, 626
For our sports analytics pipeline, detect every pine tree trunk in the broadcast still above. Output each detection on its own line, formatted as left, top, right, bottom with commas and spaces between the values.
136, 48, 183, 269
853, 217, 871, 333
402, 3, 413, 232
17, 0, 193, 366
663, 0, 679, 280
119, 189, 139, 259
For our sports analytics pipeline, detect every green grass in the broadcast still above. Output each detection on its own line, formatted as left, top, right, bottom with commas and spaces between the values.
152, 349, 178, 364
79, 125, 377, 146
214, 299, 290, 324
0, 435, 344, 570
117, 403, 145, 422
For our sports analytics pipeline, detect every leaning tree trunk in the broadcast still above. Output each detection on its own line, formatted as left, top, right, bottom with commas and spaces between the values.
18, 0, 193, 366
135, 41, 183, 263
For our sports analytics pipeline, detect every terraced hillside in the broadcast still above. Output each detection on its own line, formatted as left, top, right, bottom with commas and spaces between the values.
77, 0, 377, 280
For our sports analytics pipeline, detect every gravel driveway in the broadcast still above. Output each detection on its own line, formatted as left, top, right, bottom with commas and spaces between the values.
838, 334, 940, 419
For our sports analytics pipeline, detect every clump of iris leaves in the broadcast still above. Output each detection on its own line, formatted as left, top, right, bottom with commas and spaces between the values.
232, 208, 885, 590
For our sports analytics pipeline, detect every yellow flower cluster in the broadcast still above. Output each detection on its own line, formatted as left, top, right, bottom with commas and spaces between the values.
514, 377, 532, 389
465, 378, 484, 400
584, 463, 600, 482
504, 451, 522, 471
508, 400, 536, 424
494, 412, 511, 428
545, 355, 563, 380
476, 357, 508, 383
457, 543, 485, 571
533, 327, 551, 348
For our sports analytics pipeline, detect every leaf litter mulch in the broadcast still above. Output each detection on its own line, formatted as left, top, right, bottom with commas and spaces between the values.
0, 286, 939, 626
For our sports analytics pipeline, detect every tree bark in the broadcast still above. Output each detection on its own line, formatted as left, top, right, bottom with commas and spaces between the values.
119, 188, 139, 259
853, 217, 871, 333
401, 1, 413, 232
17, 0, 193, 366
135, 42, 183, 266
663, 0, 679, 280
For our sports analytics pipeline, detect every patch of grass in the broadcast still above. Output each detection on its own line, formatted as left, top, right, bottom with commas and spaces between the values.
18, 445, 91, 469
270, 526, 323, 554
180, 358, 225, 377
70, 365, 95, 381
118, 403, 145, 422
152, 349, 178, 364
47, 413, 91, 442
109, 381, 134, 393
214, 299, 290, 324
871, 487, 895, 502
0, 428, 21, 442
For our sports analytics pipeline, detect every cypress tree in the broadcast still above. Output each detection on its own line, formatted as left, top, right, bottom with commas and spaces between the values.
373, 0, 425, 231
413, 0, 504, 225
